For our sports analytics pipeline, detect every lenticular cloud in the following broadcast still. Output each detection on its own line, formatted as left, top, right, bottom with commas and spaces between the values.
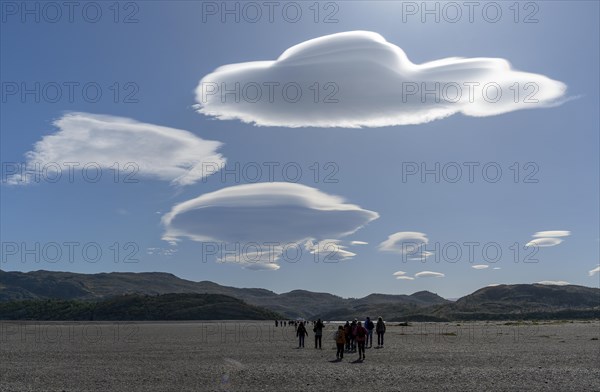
195, 31, 567, 128
13, 112, 225, 186
162, 182, 379, 269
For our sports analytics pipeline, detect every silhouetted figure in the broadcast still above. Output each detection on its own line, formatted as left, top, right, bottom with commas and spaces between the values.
275, 320, 279, 327
297, 322, 308, 348
350, 319, 357, 351
376, 316, 386, 347
335, 325, 346, 359
313, 319, 324, 349
355, 321, 367, 360
344, 321, 352, 351
364, 316, 374, 348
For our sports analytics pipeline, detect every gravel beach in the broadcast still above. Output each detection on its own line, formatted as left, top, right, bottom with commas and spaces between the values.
1, 320, 599, 392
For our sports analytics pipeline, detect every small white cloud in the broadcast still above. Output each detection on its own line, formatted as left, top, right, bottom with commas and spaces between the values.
536, 280, 570, 286
393, 271, 407, 276
532, 231, 570, 238
244, 263, 281, 271
9, 112, 225, 186
526, 238, 563, 247
196, 31, 567, 128
379, 232, 428, 256
472, 264, 489, 270
493, 267, 501, 270
351, 241, 368, 245
146, 247, 178, 257
415, 271, 445, 278
589, 265, 600, 277
487, 283, 501, 287
396, 276, 415, 280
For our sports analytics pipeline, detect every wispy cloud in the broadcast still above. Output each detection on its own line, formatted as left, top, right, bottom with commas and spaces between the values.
415, 271, 445, 278
532, 231, 571, 238
472, 264, 489, 270
305, 239, 357, 261
589, 265, 600, 277
196, 31, 567, 128
536, 280, 570, 286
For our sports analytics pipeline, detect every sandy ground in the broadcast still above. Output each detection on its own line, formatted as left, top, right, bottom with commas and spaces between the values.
1, 320, 599, 392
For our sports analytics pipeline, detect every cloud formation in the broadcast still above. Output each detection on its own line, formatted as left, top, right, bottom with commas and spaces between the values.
526, 238, 563, 247
305, 239, 357, 261
162, 182, 378, 269
589, 265, 600, 277
10, 113, 225, 186
471, 264, 489, 270
379, 232, 429, 259
393, 271, 415, 280
351, 241, 368, 245
526, 230, 570, 247
196, 31, 567, 128
415, 271, 445, 278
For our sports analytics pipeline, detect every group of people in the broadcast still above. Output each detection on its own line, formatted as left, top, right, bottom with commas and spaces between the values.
275, 319, 320, 328
291, 316, 386, 361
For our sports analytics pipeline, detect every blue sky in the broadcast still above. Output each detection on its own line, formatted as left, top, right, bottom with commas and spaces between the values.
1, 1, 599, 298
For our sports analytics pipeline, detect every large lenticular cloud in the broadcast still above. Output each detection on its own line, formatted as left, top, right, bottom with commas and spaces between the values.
162, 182, 379, 268
195, 31, 567, 128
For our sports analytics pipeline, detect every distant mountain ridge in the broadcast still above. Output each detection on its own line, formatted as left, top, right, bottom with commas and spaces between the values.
1, 270, 598, 321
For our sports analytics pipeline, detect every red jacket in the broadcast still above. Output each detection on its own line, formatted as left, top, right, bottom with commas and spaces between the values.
354, 325, 367, 342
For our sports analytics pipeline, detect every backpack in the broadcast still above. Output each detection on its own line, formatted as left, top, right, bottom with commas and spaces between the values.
368, 320, 374, 330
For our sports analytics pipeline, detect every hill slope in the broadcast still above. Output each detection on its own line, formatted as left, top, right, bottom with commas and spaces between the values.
0, 293, 283, 321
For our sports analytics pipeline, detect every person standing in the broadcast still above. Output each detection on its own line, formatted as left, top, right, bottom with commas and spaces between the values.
313, 318, 324, 349
350, 319, 357, 352
334, 325, 346, 360
364, 317, 374, 348
343, 321, 351, 351
297, 321, 308, 348
376, 316, 386, 347
355, 321, 367, 360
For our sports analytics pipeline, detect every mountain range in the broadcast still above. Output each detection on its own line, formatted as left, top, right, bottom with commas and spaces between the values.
1, 270, 598, 321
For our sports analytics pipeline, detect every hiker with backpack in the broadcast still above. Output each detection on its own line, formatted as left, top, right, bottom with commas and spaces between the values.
364, 317, 375, 348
